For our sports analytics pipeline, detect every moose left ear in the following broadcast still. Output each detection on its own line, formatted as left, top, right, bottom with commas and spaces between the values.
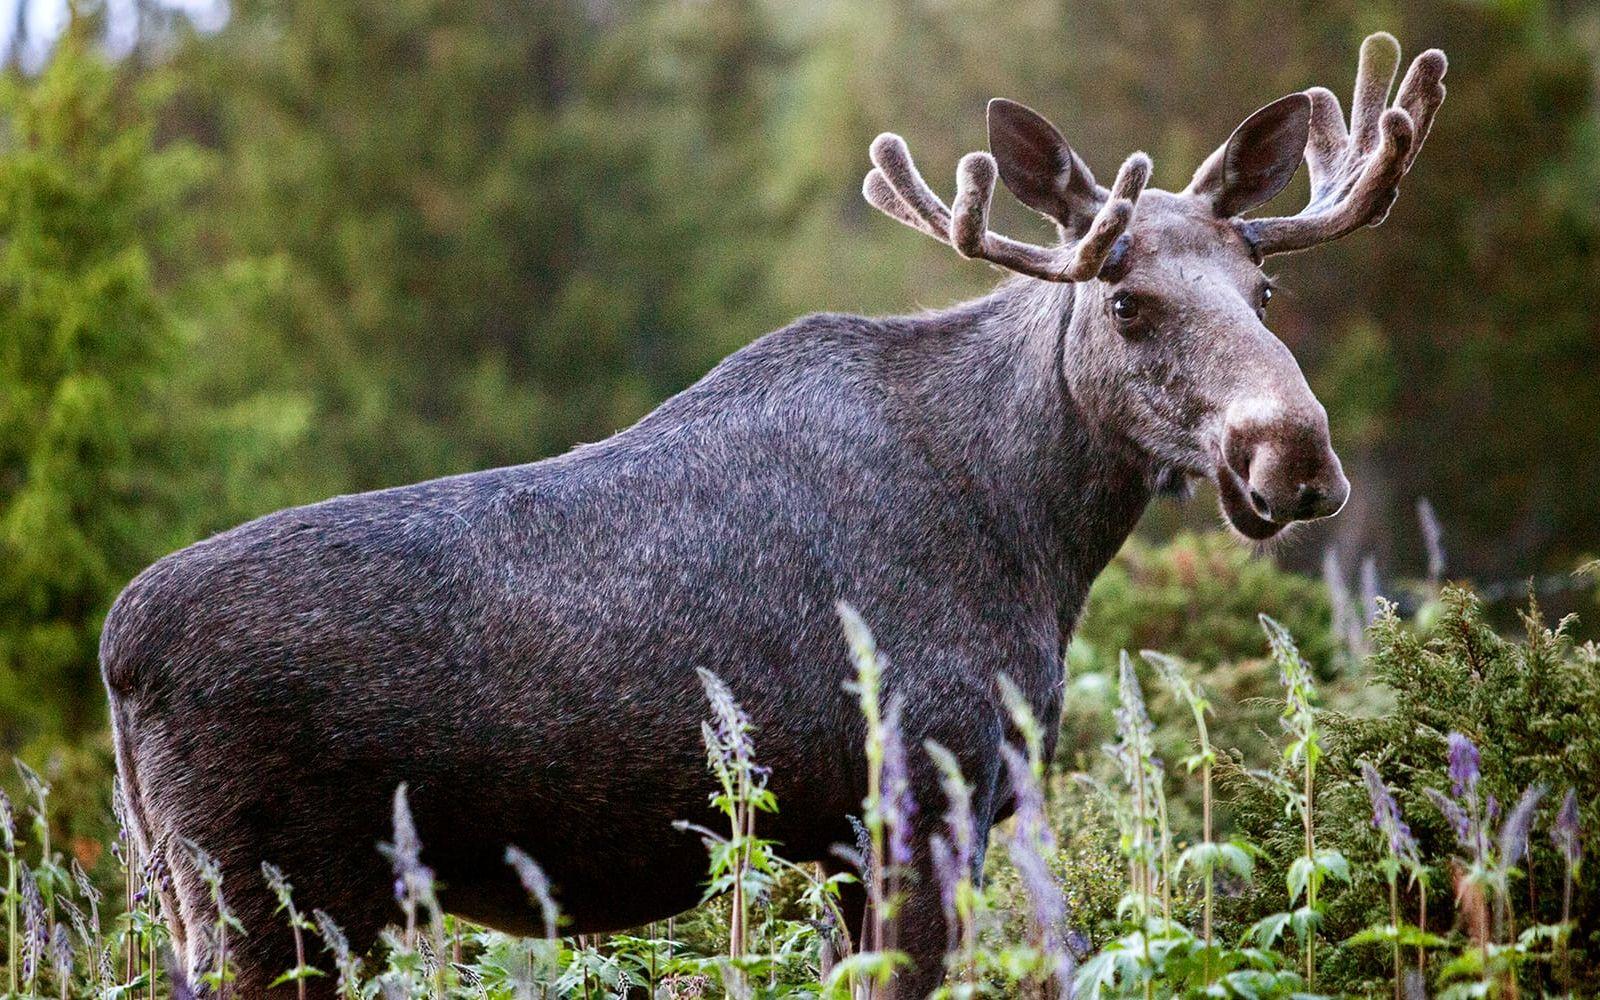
1186, 93, 1312, 218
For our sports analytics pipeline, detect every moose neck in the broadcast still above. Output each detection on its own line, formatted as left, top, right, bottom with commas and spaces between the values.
885, 277, 1155, 629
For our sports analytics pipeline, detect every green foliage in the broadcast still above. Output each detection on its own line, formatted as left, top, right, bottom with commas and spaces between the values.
1228, 587, 1600, 996
0, 23, 302, 749
0, 26, 184, 743
1075, 533, 1337, 679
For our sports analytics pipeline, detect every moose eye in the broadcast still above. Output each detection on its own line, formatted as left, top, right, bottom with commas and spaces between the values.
1258, 285, 1274, 312
1111, 292, 1140, 323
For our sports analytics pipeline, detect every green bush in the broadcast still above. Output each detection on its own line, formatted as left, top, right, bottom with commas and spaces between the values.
1074, 533, 1338, 678
1227, 587, 1600, 996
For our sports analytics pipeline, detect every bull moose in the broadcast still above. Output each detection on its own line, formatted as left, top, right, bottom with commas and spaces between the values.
101, 33, 1446, 997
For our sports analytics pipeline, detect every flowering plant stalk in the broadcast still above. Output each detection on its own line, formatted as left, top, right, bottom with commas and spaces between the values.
1357, 762, 1432, 999
1262, 614, 1347, 990
1144, 650, 1232, 987
926, 740, 977, 997
692, 666, 777, 999
1551, 789, 1581, 993
262, 862, 323, 998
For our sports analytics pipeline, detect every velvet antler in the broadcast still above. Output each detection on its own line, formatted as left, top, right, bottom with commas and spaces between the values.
863, 133, 1150, 282
1244, 33, 1447, 256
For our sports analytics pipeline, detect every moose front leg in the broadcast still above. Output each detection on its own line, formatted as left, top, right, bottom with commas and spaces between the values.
876, 720, 1003, 1000
886, 818, 995, 1000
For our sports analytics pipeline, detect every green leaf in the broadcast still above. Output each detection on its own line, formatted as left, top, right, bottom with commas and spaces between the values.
1073, 950, 1121, 1000
1286, 855, 1313, 904
1220, 841, 1256, 880
269, 966, 328, 987
1313, 848, 1349, 883
1246, 912, 1292, 949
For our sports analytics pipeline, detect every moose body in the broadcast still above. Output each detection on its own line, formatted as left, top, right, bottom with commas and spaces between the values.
102, 34, 1445, 997
105, 292, 1130, 988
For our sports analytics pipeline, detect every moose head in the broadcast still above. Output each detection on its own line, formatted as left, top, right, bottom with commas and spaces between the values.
864, 33, 1446, 541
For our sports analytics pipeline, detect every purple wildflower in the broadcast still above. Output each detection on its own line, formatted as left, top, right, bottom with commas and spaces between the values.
881, 696, 916, 868
1417, 498, 1446, 585
313, 909, 363, 994
696, 668, 755, 770
1551, 789, 1581, 874
1001, 744, 1075, 998
1115, 654, 1153, 742
1447, 732, 1480, 800
1425, 788, 1473, 853
20, 862, 46, 986
14, 759, 48, 813
1362, 762, 1420, 867
1323, 549, 1363, 655
505, 846, 560, 939
380, 783, 437, 941
72, 856, 102, 913
0, 789, 13, 853
1499, 786, 1545, 868
50, 923, 73, 989
925, 741, 975, 880
1359, 555, 1381, 626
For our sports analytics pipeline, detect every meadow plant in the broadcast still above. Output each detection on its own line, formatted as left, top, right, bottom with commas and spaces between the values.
2, 787, 16, 995
1417, 497, 1447, 592
1551, 789, 1581, 990
262, 862, 322, 997
689, 665, 778, 996
69, 859, 107, 987
1262, 613, 1347, 989
506, 847, 561, 940
186, 841, 243, 998
16, 760, 53, 877
378, 783, 453, 996
1144, 650, 1250, 989
311, 909, 363, 999
838, 604, 891, 955
3, 580, 1596, 1000
925, 741, 978, 996
835, 602, 913, 996
1355, 762, 1433, 998
1109, 652, 1159, 929
1000, 744, 1075, 999
1420, 732, 1565, 995
48, 923, 71, 1000
20, 862, 45, 991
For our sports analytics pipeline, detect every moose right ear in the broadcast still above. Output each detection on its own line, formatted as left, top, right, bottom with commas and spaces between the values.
1187, 93, 1312, 218
987, 98, 1102, 234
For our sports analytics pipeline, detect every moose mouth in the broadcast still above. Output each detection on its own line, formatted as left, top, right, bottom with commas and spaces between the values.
1214, 462, 1288, 541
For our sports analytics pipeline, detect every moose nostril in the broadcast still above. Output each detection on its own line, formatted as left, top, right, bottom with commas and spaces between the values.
1248, 489, 1271, 517
1295, 484, 1323, 517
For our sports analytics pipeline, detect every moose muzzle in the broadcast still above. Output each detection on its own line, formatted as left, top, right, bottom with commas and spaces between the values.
1216, 402, 1350, 540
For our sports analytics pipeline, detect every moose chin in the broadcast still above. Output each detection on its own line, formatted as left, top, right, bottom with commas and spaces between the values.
100, 33, 1443, 998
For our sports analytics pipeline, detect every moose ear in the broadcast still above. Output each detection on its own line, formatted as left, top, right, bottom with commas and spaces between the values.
987, 98, 1102, 233
1187, 93, 1312, 218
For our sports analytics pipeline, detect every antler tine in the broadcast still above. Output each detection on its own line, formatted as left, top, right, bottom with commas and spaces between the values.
863, 168, 945, 241
1349, 32, 1402, 156
1061, 152, 1151, 281
865, 128, 1151, 282
948, 152, 1068, 280
1395, 48, 1448, 170
869, 134, 956, 241
1248, 35, 1447, 257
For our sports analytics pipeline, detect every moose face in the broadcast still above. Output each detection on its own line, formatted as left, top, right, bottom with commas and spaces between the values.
1061, 187, 1348, 541
862, 33, 1446, 541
